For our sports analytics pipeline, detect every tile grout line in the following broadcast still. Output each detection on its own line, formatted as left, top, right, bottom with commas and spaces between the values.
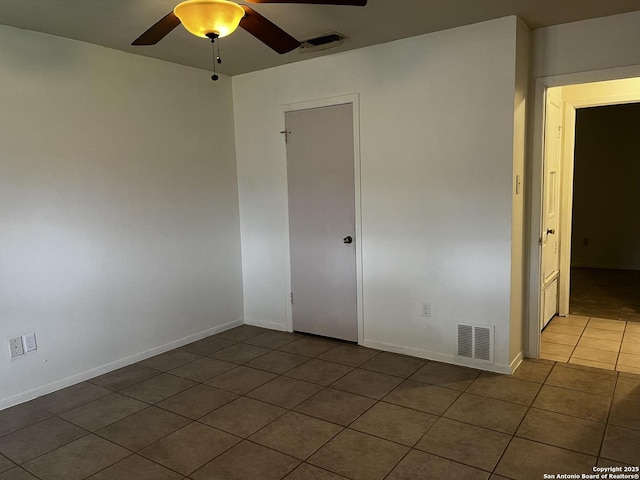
570, 317, 620, 371
566, 318, 588, 367
488, 360, 564, 476
207, 356, 488, 478
222, 347, 406, 480
99, 331, 291, 478
595, 371, 618, 465
613, 322, 625, 372
378, 368, 488, 479
191, 342, 390, 479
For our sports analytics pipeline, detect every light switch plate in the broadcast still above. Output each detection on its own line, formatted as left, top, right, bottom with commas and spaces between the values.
23, 333, 37, 352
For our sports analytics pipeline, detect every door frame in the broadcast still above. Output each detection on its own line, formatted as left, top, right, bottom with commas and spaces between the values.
526, 65, 640, 358
280, 94, 364, 343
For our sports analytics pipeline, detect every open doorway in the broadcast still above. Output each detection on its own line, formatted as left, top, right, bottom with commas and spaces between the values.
569, 103, 640, 320
535, 79, 640, 374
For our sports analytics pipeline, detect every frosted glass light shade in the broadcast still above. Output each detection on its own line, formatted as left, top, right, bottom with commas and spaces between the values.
174, 0, 245, 38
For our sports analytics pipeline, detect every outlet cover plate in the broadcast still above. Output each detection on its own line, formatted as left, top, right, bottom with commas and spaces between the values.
421, 302, 432, 318
10, 337, 24, 358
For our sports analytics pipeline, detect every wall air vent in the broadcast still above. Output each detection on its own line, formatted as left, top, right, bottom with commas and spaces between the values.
300, 32, 346, 53
457, 324, 495, 364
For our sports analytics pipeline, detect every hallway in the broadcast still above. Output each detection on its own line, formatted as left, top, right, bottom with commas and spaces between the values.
570, 267, 640, 322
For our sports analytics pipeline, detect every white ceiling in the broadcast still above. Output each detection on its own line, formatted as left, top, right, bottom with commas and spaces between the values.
2, 0, 640, 76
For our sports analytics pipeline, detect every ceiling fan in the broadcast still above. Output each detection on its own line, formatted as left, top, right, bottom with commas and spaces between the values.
132, 0, 368, 55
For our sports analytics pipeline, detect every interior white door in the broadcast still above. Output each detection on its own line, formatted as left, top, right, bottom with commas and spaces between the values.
541, 90, 562, 330
286, 103, 357, 342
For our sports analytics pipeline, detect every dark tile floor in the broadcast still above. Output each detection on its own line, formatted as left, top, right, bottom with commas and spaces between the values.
570, 267, 640, 321
1, 325, 640, 480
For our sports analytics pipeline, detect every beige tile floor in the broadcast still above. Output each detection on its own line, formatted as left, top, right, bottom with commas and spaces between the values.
2, 324, 640, 479
541, 315, 640, 374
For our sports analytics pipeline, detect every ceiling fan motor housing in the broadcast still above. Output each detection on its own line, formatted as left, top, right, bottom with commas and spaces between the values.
174, 0, 245, 38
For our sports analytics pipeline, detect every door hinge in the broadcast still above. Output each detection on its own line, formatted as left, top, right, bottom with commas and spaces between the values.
280, 130, 291, 143
289, 293, 293, 304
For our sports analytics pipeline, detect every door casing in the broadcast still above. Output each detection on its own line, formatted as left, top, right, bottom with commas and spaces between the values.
527, 67, 640, 359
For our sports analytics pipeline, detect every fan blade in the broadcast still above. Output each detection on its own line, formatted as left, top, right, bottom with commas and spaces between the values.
240, 5, 301, 54
247, 0, 367, 5
132, 12, 181, 46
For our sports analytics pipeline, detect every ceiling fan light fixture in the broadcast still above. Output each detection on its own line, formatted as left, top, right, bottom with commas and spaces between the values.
174, 0, 245, 39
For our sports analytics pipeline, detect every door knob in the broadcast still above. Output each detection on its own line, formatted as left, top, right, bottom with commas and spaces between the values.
546, 229, 555, 235
343, 236, 353, 244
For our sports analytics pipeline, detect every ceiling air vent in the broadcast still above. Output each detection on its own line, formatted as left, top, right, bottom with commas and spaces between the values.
457, 324, 495, 364
300, 32, 346, 53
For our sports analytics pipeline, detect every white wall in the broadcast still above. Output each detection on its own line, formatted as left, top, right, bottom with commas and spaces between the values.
532, 10, 640, 79
234, 17, 523, 372
0, 26, 244, 408
571, 103, 640, 270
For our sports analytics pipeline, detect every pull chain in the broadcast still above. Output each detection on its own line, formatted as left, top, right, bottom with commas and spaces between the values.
207, 33, 220, 81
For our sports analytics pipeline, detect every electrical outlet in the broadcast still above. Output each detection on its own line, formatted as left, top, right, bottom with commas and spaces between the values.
23, 333, 37, 352
9, 337, 24, 358
421, 302, 432, 318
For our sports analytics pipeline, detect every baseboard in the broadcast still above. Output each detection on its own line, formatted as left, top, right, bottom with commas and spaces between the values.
362, 339, 512, 375
0, 318, 243, 411
509, 351, 524, 375
244, 319, 289, 332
